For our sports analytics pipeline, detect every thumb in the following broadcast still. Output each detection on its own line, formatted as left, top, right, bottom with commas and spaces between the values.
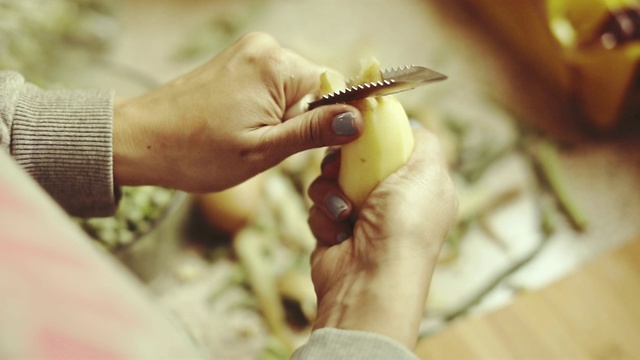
271, 104, 363, 157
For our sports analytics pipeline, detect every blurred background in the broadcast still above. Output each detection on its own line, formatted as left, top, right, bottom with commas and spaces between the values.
2, 0, 640, 359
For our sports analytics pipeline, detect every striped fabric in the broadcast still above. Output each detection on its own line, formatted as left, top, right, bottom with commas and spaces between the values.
8, 76, 118, 217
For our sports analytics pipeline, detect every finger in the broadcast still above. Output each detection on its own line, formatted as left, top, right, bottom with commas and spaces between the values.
266, 104, 363, 159
280, 55, 345, 116
308, 205, 353, 247
283, 93, 316, 120
308, 177, 352, 220
279, 48, 327, 108
320, 147, 341, 179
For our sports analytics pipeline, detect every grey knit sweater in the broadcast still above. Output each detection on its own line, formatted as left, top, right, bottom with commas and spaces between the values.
0, 70, 419, 360
1, 70, 117, 217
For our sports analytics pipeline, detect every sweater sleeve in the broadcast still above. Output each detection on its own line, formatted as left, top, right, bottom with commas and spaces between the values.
1, 70, 118, 217
291, 328, 419, 360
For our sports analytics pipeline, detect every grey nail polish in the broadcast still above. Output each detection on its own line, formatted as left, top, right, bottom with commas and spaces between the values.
325, 194, 348, 218
332, 112, 357, 136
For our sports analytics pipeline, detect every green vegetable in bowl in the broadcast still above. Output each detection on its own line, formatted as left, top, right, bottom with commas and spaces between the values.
75, 186, 176, 251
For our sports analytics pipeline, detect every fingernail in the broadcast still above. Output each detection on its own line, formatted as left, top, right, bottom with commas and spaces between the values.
325, 194, 348, 218
332, 112, 357, 136
336, 232, 351, 244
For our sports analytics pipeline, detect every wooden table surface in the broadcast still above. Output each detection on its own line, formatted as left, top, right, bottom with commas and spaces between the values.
416, 237, 640, 360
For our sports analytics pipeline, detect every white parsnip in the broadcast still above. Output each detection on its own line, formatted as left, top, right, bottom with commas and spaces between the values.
233, 226, 292, 353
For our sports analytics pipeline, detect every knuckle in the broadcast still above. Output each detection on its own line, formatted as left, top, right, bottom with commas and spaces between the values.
239, 32, 278, 48
303, 113, 325, 147
307, 206, 324, 238
307, 179, 320, 203
307, 177, 327, 205
238, 32, 282, 63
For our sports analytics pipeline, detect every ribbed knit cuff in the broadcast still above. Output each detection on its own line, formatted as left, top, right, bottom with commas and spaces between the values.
11, 85, 118, 217
291, 328, 419, 360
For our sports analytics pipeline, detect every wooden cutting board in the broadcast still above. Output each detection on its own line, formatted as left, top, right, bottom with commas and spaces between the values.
416, 237, 640, 359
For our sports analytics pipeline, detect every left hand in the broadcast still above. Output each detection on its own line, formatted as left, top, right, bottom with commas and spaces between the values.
113, 32, 362, 192
306, 127, 457, 349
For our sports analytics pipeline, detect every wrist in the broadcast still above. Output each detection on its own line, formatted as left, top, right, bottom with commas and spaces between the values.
313, 261, 433, 349
113, 96, 163, 187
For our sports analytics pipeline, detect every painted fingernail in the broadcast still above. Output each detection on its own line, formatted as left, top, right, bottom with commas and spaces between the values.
332, 112, 357, 136
336, 232, 351, 244
325, 194, 348, 218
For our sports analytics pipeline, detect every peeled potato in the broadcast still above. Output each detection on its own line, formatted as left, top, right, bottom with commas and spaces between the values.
321, 58, 414, 211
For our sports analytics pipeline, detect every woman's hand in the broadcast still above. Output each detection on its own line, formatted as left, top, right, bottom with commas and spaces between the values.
307, 127, 457, 349
113, 32, 362, 192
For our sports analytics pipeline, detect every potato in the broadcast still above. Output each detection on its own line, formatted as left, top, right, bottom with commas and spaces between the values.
320, 58, 414, 211
197, 174, 265, 234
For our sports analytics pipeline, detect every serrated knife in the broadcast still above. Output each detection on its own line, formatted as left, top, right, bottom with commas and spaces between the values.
307, 65, 447, 110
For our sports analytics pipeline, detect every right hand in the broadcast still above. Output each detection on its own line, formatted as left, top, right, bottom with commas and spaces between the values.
113, 32, 362, 193
306, 127, 458, 349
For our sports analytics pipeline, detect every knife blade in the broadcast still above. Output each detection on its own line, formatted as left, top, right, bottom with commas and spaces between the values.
307, 65, 447, 110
